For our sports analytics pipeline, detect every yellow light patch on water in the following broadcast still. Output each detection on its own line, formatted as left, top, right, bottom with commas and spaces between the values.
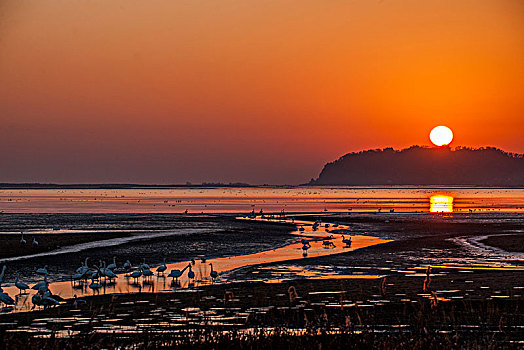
430, 194, 454, 213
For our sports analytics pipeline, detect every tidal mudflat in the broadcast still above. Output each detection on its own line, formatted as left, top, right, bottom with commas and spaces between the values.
0, 189, 523, 349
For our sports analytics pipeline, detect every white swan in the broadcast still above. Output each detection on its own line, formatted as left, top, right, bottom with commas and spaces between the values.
342, 235, 352, 247
98, 260, 106, 275
32, 275, 49, 292
302, 244, 310, 255
89, 278, 101, 290
107, 257, 117, 270
104, 268, 117, 280
0, 291, 15, 306
89, 269, 100, 281
142, 267, 153, 279
168, 264, 189, 281
156, 259, 167, 275
129, 270, 142, 282
140, 259, 150, 270
76, 258, 89, 274
36, 265, 48, 276
31, 294, 42, 309
15, 273, 29, 294
187, 264, 195, 280
322, 240, 335, 248
41, 295, 60, 308
72, 271, 85, 283
209, 263, 218, 281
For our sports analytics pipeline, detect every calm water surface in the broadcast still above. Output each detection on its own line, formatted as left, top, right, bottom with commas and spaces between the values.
1, 186, 524, 213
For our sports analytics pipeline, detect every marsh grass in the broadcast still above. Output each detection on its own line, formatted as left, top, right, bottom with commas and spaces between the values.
0, 274, 522, 349
1, 296, 521, 349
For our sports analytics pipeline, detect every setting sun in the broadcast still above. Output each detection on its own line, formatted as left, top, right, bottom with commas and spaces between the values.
430, 126, 454, 147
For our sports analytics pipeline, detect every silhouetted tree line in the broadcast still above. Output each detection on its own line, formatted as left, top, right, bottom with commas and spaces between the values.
310, 146, 524, 186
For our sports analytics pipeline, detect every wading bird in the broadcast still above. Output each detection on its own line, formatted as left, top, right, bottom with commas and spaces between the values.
32, 275, 49, 292
104, 267, 117, 281
187, 264, 195, 280
36, 266, 48, 276
31, 294, 42, 309
322, 240, 335, 248
130, 270, 142, 283
140, 259, 150, 270
89, 269, 100, 281
0, 291, 14, 307
302, 244, 310, 255
156, 259, 167, 275
72, 271, 85, 285
15, 273, 29, 294
89, 278, 101, 290
342, 235, 352, 247
41, 295, 60, 308
107, 256, 117, 270
76, 258, 89, 275
168, 265, 189, 282
142, 267, 153, 280
209, 263, 218, 281
31, 291, 57, 310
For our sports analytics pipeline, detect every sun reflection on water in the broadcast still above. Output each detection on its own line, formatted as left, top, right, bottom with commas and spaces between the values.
430, 194, 454, 213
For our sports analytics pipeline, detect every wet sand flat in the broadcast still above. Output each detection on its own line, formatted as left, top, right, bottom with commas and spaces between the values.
0, 211, 523, 348
480, 234, 524, 253
0, 215, 297, 283
0, 231, 131, 260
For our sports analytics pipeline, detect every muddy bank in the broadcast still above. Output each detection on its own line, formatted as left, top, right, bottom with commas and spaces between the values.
0, 231, 132, 259
0, 214, 296, 283
480, 234, 524, 253
0, 213, 523, 347
287, 213, 524, 269
0, 269, 522, 349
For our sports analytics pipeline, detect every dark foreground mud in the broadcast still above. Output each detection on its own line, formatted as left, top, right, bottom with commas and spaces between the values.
0, 270, 522, 349
0, 212, 523, 349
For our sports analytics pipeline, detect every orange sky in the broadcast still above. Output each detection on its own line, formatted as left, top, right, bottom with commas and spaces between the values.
1, 0, 523, 184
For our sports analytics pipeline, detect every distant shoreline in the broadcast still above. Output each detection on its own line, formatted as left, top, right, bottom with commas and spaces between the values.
0, 183, 257, 189
1, 183, 524, 189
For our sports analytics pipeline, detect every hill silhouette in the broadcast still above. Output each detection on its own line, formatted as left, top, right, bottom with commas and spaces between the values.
310, 146, 524, 186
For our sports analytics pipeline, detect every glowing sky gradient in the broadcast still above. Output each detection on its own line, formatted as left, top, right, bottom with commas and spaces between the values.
1, 0, 523, 184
